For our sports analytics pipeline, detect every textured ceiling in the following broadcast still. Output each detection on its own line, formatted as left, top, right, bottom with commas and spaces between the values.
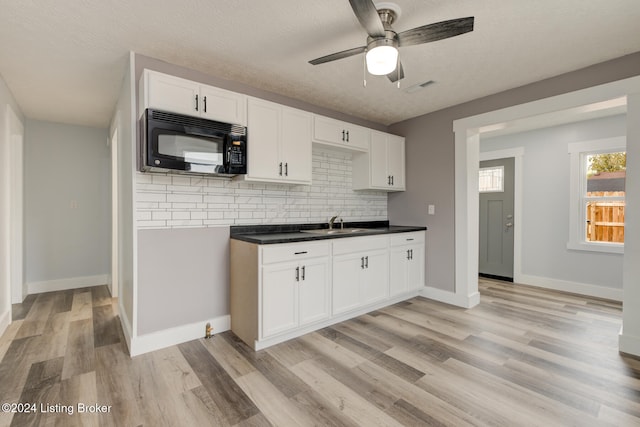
0, 0, 639, 128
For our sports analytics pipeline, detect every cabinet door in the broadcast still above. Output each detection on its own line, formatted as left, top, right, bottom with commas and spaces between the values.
313, 116, 368, 152
370, 131, 389, 188
298, 258, 330, 326
361, 250, 389, 305
389, 246, 409, 297
407, 244, 425, 292
313, 115, 342, 145
146, 71, 200, 117
281, 107, 312, 184
262, 263, 298, 338
343, 124, 370, 151
332, 254, 362, 315
200, 85, 247, 126
387, 135, 405, 190
247, 98, 281, 181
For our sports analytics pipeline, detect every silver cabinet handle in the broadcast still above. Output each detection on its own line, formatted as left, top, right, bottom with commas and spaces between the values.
301, 265, 305, 280
365, 256, 369, 268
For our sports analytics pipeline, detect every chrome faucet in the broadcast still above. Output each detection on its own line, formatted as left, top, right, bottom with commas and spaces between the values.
329, 215, 339, 230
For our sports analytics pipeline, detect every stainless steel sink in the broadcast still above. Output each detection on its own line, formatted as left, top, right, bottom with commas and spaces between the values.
300, 228, 369, 235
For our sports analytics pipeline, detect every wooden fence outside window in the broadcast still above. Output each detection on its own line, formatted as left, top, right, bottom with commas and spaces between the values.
586, 191, 625, 243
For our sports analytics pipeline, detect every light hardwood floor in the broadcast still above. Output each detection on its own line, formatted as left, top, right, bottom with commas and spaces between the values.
1, 279, 638, 426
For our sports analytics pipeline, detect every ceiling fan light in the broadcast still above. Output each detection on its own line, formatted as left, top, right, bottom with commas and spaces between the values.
366, 44, 398, 75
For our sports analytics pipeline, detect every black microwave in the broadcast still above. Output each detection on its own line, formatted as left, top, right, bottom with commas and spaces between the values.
141, 109, 247, 176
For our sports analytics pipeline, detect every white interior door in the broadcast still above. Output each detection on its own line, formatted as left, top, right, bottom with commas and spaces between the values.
479, 157, 515, 280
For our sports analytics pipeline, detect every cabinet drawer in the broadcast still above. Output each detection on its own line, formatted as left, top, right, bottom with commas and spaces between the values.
332, 235, 389, 256
390, 232, 425, 247
261, 241, 329, 264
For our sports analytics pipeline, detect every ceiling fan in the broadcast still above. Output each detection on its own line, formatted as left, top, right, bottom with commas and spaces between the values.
309, 0, 474, 83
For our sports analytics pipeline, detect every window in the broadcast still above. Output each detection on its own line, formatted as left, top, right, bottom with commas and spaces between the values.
479, 166, 504, 193
568, 137, 625, 253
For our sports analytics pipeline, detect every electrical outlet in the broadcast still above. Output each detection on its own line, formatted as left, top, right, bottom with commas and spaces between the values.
428, 204, 435, 215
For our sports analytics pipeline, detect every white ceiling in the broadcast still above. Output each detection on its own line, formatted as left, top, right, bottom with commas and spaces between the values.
1, 0, 639, 128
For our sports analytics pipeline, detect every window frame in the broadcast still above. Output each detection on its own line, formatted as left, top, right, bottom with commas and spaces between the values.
567, 136, 625, 254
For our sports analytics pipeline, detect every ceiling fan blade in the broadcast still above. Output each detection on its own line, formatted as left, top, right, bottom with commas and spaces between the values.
309, 46, 367, 65
387, 61, 405, 83
349, 0, 386, 37
398, 17, 474, 47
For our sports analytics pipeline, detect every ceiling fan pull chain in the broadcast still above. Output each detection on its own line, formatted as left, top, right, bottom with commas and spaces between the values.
397, 55, 401, 89
363, 52, 367, 87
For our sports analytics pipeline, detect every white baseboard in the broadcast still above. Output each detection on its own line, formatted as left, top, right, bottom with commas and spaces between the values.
130, 315, 230, 357
0, 309, 10, 337
517, 274, 622, 301
619, 328, 640, 357
27, 274, 109, 294
420, 286, 480, 308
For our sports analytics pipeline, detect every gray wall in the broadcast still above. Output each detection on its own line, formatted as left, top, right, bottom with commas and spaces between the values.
389, 51, 640, 292
137, 227, 230, 335
24, 120, 110, 285
481, 114, 625, 289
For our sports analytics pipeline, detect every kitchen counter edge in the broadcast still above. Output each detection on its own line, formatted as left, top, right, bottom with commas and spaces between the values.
230, 222, 427, 245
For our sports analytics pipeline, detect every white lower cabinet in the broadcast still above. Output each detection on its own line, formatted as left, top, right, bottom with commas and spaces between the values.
262, 257, 330, 338
389, 232, 425, 296
332, 235, 389, 315
230, 230, 425, 350
261, 245, 330, 339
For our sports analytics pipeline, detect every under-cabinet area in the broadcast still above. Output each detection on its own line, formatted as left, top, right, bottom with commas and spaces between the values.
230, 227, 425, 350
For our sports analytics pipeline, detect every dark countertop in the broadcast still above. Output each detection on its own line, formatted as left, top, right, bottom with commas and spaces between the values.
230, 221, 427, 245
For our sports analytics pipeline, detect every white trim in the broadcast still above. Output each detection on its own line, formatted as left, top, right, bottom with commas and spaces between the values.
619, 329, 640, 356
27, 274, 109, 294
118, 298, 133, 355
7, 105, 24, 304
567, 136, 626, 254
420, 286, 480, 308
0, 308, 10, 337
110, 127, 119, 299
453, 75, 640, 324
518, 274, 622, 301
130, 314, 230, 356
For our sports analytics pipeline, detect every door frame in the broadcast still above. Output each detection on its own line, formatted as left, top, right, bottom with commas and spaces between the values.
479, 148, 524, 283
8, 105, 24, 304
452, 75, 640, 313
110, 128, 119, 298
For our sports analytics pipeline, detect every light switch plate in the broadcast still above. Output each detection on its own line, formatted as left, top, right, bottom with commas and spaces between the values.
428, 204, 435, 215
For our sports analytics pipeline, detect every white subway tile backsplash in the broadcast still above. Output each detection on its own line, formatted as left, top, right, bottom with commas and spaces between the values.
136, 148, 387, 229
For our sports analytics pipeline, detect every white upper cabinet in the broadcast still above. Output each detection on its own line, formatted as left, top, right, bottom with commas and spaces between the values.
244, 97, 312, 185
312, 115, 370, 152
353, 130, 406, 191
140, 69, 247, 126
